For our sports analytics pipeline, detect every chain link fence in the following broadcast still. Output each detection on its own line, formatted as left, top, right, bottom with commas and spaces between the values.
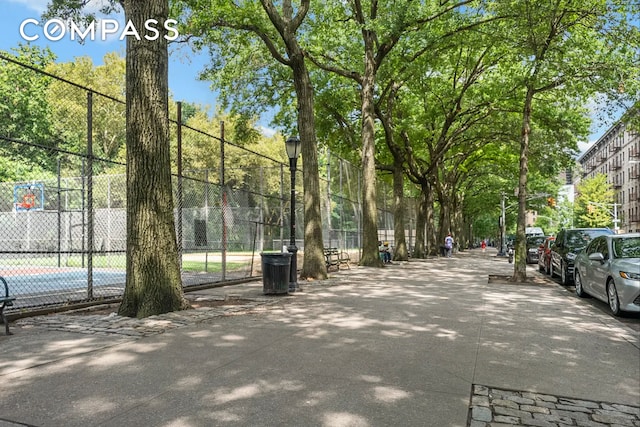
0, 51, 413, 314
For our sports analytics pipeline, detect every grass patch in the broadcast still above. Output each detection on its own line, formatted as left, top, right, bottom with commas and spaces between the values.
181, 260, 246, 272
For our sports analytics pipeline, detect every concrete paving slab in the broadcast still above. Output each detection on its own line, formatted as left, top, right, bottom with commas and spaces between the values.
0, 328, 134, 376
0, 250, 637, 426
99, 368, 471, 427
0, 318, 296, 427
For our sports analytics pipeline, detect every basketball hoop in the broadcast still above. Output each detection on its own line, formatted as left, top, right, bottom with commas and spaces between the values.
21, 193, 35, 210
14, 196, 34, 211
13, 183, 44, 212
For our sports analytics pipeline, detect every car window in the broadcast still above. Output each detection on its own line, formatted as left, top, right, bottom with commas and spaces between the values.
599, 239, 609, 260
612, 236, 640, 258
565, 229, 611, 249
585, 238, 601, 255
565, 231, 593, 248
527, 236, 546, 247
593, 238, 609, 259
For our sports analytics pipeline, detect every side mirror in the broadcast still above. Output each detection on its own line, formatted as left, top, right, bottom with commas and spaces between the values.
588, 252, 605, 263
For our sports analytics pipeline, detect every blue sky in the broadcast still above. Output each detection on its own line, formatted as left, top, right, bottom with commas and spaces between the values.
0, 0, 625, 151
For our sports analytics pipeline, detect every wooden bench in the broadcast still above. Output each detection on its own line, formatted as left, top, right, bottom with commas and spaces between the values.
323, 248, 351, 271
1, 276, 16, 335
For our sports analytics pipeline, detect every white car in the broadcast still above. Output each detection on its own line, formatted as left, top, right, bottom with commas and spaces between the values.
573, 233, 640, 316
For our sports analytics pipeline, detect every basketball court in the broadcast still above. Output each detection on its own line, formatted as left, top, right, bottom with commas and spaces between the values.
0, 266, 126, 309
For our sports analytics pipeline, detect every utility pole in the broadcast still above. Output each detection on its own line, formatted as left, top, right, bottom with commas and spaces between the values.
499, 192, 506, 256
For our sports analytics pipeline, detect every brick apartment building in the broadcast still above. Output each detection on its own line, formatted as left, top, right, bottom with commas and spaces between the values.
578, 121, 640, 233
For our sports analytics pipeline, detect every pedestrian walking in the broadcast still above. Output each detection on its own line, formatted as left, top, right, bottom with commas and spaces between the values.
444, 233, 454, 258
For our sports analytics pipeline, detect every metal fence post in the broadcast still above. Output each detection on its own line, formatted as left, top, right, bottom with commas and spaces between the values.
57, 159, 62, 268
177, 102, 183, 269
87, 91, 94, 299
220, 121, 226, 281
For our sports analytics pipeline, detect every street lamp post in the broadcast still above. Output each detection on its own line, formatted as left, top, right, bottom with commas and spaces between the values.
285, 136, 302, 292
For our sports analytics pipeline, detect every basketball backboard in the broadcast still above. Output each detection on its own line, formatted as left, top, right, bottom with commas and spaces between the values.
13, 183, 45, 211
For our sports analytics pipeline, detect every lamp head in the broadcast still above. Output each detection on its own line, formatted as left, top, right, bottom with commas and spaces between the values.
285, 136, 301, 160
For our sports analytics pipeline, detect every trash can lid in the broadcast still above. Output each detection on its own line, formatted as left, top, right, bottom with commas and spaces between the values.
260, 252, 292, 257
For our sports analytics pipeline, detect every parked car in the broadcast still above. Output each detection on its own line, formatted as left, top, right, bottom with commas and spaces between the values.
537, 236, 556, 274
573, 233, 640, 316
549, 228, 615, 285
526, 235, 547, 264
526, 227, 545, 237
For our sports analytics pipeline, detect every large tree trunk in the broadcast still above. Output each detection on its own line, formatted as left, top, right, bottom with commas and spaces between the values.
425, 181, 437, 256
290, 54, 327, 280
359, 29, 383, 267
512, 87, 533, 282
453, 191, 464, 250
119, 0, 187, 318
262, 0, 327, 280
375, 90, 407, 262
436, 181, 452, 252
438, 204, 451, 253
392, 159, 408, 261
413, 190, 427, 258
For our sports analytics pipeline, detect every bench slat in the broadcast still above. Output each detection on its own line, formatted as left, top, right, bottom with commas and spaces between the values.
323, 248, 350, 271
1, 276, 15, 335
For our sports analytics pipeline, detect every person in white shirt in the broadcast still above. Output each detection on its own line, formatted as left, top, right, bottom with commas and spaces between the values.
444, 233, 454, 258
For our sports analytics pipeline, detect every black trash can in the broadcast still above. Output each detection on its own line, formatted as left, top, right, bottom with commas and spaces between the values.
439, 245, 446, 257
260, 252, 292, 295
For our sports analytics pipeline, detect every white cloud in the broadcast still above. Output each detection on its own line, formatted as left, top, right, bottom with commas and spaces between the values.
259, 126, 278, 138
578, 140, 594, 156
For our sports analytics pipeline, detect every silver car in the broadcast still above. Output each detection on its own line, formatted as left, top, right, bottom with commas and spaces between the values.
573, 233, 640, 316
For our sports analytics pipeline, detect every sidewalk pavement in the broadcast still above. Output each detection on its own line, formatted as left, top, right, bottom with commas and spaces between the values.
1, 249, 638, 427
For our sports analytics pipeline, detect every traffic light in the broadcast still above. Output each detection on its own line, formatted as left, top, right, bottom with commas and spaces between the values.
547, 197, 556, 208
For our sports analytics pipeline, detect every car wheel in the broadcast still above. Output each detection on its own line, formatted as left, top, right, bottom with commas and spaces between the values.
607, 280, 621, 316
575, 270, 588, 298
560, 262, 572, 286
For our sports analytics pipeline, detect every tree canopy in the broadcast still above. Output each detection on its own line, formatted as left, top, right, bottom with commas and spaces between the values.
2, 0, 638, 292
574, 173, 616, 229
